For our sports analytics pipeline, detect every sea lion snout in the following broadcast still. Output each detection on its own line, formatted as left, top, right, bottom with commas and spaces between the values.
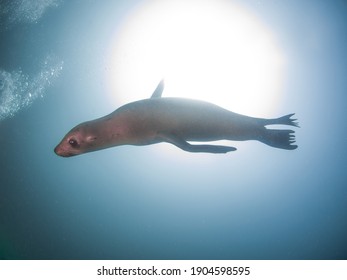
54, 145, 70, 157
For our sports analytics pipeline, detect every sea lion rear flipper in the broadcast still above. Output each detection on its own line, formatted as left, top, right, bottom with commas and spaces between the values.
159, 133, 236, 154
259, 129, 298, 150
150, 79, 165, 98
263, 113, 299, 127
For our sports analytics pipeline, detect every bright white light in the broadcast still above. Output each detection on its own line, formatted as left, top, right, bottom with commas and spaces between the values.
107, 0, 285, 116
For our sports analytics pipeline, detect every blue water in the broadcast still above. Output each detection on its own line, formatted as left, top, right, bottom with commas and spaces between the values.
1, 0, 346, 260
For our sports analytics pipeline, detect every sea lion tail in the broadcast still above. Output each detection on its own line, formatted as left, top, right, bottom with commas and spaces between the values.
265, 113, 299, 127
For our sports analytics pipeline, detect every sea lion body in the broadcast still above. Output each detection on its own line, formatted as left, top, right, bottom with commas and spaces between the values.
116, 98, 264, 143
54, 81, 298, 157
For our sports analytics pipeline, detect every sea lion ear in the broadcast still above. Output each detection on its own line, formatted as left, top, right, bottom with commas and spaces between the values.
150, 79, 164, 98
86, 135, 97, 142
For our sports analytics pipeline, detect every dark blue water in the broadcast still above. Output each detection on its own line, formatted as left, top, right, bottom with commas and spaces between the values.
1, 0, 346, 260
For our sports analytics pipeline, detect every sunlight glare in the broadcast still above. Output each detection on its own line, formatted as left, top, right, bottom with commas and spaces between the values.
107, 0, 285, 116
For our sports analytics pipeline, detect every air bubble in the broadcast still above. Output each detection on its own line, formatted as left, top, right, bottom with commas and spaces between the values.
0, 55, 64, 120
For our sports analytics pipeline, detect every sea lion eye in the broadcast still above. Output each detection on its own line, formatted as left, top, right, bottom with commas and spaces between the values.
68, 138, 78, 147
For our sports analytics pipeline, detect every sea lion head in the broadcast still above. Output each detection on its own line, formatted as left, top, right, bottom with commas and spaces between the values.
54, 122, 100, 157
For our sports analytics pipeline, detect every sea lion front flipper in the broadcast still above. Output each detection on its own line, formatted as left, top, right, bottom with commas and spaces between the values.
150, 79, 165, 98
158, 133, 236, 154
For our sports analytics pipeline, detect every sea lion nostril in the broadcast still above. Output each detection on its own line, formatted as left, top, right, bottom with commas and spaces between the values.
54, 146, 61, 155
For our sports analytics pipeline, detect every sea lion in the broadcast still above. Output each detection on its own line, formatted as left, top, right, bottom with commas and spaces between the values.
54, 80, 298, 157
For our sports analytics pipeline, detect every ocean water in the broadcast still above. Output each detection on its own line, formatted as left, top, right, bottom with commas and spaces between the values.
0, 0, 346, 260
